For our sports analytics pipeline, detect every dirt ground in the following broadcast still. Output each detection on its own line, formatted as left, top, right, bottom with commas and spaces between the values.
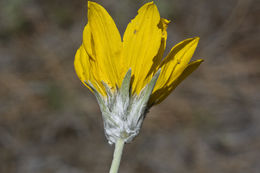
0, 0, 259, 173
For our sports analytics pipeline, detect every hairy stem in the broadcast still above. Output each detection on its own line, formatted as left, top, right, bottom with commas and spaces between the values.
109, 139, 125, 173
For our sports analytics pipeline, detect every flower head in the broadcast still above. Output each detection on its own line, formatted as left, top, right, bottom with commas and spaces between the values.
75, 1, 203, 144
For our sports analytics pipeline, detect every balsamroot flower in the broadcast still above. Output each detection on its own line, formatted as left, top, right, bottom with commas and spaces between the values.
74, 1, 203, 145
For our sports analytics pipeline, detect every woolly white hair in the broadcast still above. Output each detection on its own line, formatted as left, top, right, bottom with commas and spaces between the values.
85, 69, 160, 144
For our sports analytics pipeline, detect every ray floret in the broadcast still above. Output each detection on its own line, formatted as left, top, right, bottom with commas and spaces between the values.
74, 1, 203, 144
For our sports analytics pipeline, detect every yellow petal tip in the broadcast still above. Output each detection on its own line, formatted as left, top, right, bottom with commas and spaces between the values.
193, 37, 200, 42
196, 59, 204, 63
141, 1, 156, 9
88, 1, 96, 6
88, 1, 101, 10
189, 37, 200, 48
200, 59, 204, 62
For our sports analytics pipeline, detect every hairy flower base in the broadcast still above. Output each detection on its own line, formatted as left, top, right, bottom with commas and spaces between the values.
85, 69, 160, 144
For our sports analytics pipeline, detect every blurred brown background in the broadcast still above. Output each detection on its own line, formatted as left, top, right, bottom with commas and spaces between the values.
0, 0, 259, 172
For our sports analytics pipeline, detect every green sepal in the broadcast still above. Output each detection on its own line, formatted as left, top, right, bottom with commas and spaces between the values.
101, 81, 113, 99
132, 69, 161, 121
119, 69, 132, 103
84, 80, 118, 127
140, 69, 161, 105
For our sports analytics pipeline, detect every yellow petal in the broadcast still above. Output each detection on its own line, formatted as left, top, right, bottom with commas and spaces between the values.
87, 1, 122, 89
153, 37, 200, 93
83, 24, 96, 60
147, 18, 170, 76
156, 18, 170, 60
74, 46, 84, 81
74, 45, 106, 96
121, 2, 162, 94
149, 59, 203, 105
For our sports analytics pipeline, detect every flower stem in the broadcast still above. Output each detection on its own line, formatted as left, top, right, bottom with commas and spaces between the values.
109, 138, 125, 173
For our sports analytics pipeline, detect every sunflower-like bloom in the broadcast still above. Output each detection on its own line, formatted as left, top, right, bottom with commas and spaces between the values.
75, 1, 203, 144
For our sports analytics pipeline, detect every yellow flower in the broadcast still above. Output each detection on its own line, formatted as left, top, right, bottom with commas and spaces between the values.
74, 1, 203, 144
